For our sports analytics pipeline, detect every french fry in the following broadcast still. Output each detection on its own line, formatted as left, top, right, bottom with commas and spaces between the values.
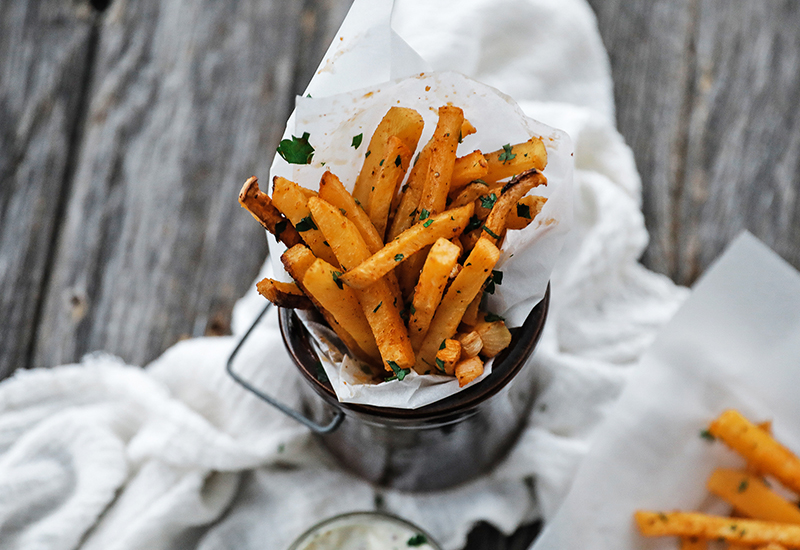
506, 195, 547, 230
450, 181, 498, 209
352, 106, 424, 207
473, 319, 512, 358
386, 148, 428, 241
450, 150, 489, 192
416, 237, 501, 370
708, 410, 800, 494
238, 176, 303, 248
635, 511, 800, 547
455, 356, 484, 387
707, 469, 800, 525
461, 293, 482, 327
455, 331, 483, 358
484, 137, 547, 184
367, 136, 412, 239
302, 259, 381, 364
418, 105, 464, 216
255, 278, 313, 309
408, 238, 462, 351
308, 197, 415, 370
435, 339, 461, 376
272, 176, 339, 266
481, 168, 547, 244
281, 244, 369, 362
339, 203, 475, 291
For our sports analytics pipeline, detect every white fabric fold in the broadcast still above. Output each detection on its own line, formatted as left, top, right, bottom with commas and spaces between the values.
0, 0, 690, 549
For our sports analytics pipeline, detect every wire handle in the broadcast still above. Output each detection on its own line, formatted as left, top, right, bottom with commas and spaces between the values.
225, 304, 345, 434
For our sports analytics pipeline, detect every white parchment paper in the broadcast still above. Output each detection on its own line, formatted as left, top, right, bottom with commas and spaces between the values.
265, 0, 572, 408
532, 232, 800, 550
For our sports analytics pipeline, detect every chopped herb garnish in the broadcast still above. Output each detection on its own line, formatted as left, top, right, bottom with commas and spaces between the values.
275, 220, 287, 236
439, 340, 447, 350
373, 301, 383, 313
738, 479, 749, 493
408, 534, 427, 547
485, 271, 503, 294
480, 193, 498, 209
332, 271, 344, 289
458, 130, 463, 144
423, 219, 434, 228
315, 362, 328, 383
482, 225, 500, 239
484, 312, 505, 322
379, 159, 384, 166
498, 143, 516, 164
394, 253, 404, 262
306, 93, 312, 98
492, 270, 504, 285
387, 361, 410, 381
473, 178, 488, 186
395, 155, 402, 166
409, 304, 416, 315
339, 208, 347, 216
365, 150, 371, 158
465, 215, 483, 232
359, 364, 374, 375
295, 215, 317, 232
419, 208, 430, 221
277, 132, 315, 164
413, 152, 420, 166
352, 133, 363, 149
435, 358, 445, 372
323, 241, 330, 247
700, 429, 716, 441
517, 202, 532, 219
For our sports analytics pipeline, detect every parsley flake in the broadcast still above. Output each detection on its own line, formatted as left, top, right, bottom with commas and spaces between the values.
482, 225, 500, 239
352, 133, 363, 149
365, 150, 371, 158
498, 143, 516, 164
277, 132, 315, 164
473, 178, 489, 186
435, 358, 445, 372
394, 253, 404, 262
419, 209, 430, 221
295, 215, 317, 232
484, 312, 505, 322
439, 340, 447, 350
379, 159, 384, 166
423, 219, 434, 228
395, 155, 402, 167
517, 202, 532, 219
700, 429, 716, 441
408, 534, 428, 547
315, 362, 328, 383
373, 301, 383, 313
387, 361, 410, 381
332, 271, 344, 290
275, 220, 287, 236
738, 479, 749, 493
465, 215, 483, 232
480, 193, 498, 209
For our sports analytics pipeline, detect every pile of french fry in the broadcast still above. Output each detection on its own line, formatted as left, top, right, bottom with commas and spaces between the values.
239, 104, 548, 386
636, 410, 800, 549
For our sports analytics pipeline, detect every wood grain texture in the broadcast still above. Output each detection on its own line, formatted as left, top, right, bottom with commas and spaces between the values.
589, 0, 800, 285
32, 0, 322, 369
0, 0, 94, 379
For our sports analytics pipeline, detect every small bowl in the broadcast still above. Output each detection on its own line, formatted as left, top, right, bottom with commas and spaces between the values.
279, 286, 550, 492
287, 511, 442, 550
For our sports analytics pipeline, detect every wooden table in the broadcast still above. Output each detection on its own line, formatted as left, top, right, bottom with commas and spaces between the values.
2, 0, 799, 548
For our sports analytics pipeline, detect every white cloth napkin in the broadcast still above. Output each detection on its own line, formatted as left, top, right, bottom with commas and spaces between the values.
0, 1, 688, 549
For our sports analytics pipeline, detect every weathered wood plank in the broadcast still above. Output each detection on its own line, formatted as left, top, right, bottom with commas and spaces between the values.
32, 0, 326, 369
677, 0, 800, 283
587, 0, 697, 281
0, 0, 95, 379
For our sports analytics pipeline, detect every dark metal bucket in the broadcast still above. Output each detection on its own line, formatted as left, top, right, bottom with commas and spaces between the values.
227, 286, 549, 492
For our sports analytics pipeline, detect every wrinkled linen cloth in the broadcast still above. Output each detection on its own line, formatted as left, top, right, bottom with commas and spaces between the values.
0, 1, 688, 549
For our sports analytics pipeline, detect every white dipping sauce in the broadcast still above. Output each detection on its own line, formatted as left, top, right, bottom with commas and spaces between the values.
290, 513, 438, 550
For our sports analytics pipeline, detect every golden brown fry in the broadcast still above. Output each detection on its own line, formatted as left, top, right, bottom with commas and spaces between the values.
409, 238, 462, 351
455, 331, 483, 358
308, 197, 415, 370
484, 137, 547, 184
435, 339, 462, 376
255, 278, 313, 309
238, 176, 303, 248
416, 237, 501, 370
455, 356, 484, 387
387, 148, 428, 242
367, 136, 412, 239
707, 469, 800, 525
635, 511, 800, 547
272, 176, 339, 266
482, 169, 548, 244
418, 105, 464, 216
506, 195, 547, 230
473, 319, 512, 358
709, 410, 800, 494
461, 293, 482, 327
302, 259, 382, 363
339, 203, 475, 291
450, 181, 497, 209
352, 106, 424, 207
281, 244, 369, 362
450, 150, 489, 192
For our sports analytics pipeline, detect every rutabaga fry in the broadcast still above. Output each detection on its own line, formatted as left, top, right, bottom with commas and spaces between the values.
484, 137, 547, 184
307, 197, 415, 371
450, 150, 489, 193
339, 203, 475, 291
367, 135, 412, 240
255, 278, 313, 309
482, 168, 547, 244
706, 468, 800, 525
239, 176, 303, 248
